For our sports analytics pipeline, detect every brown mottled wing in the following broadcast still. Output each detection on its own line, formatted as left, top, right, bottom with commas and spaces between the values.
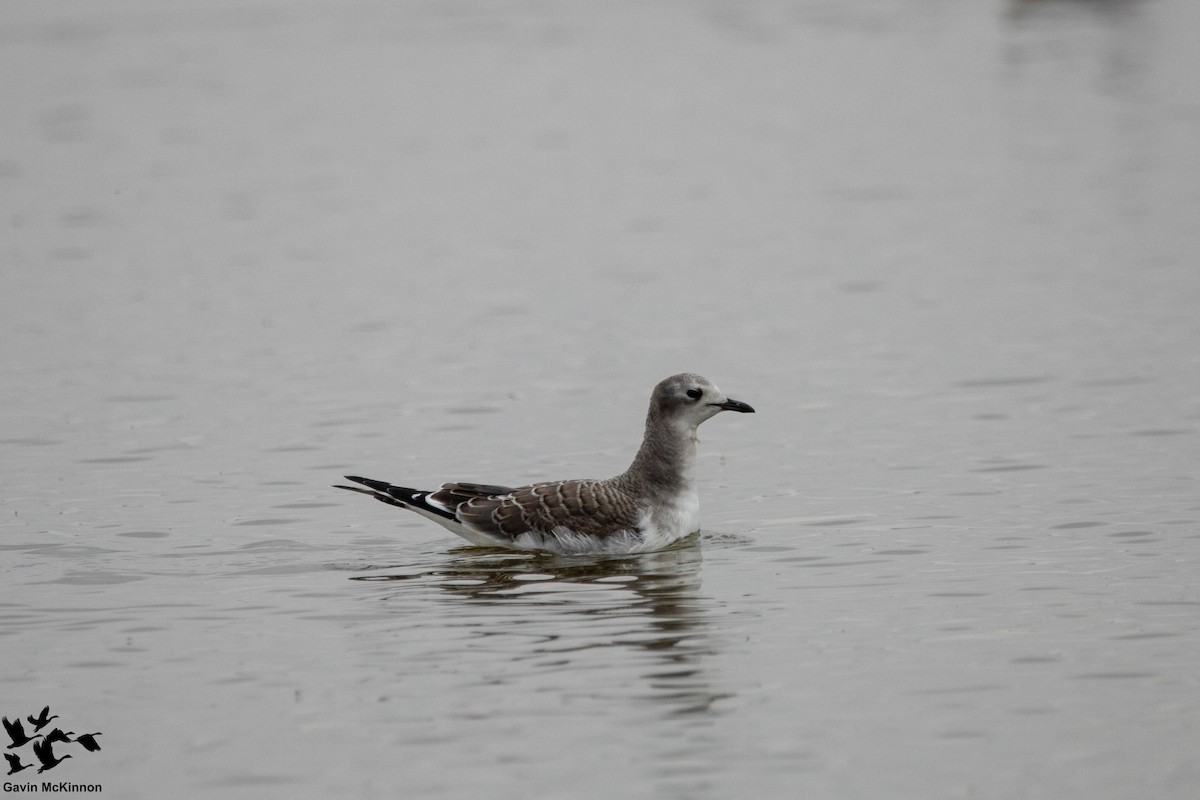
453, 479, 643, 542
429, 482, 517, 509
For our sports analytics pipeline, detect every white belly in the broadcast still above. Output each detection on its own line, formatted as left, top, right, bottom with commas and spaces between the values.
637, 488, 700, 551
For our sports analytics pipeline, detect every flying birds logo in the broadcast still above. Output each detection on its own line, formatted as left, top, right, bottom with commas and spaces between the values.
3, 706, 102, 793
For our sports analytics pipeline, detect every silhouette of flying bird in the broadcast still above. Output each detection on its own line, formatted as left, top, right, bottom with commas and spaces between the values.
4, 752, 32, 776
44, 729, 74, 745
27, 707, 58, 732
32, 738, 71, 773
74, 733, 102, 752
3, 717, 40, 749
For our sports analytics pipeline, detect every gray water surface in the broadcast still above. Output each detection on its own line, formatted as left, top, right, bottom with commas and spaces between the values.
2, 1, 1199, 798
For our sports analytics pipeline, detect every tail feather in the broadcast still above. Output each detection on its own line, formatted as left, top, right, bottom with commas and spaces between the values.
335, 475, 456, 521
333, 482, 409, 510
341, 475, 394, 493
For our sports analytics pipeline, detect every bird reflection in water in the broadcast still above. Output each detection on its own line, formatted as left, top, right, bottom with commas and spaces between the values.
350, 537, 731, 717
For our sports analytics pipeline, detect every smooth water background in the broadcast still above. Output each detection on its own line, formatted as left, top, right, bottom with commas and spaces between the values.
3, 1, 1199, 797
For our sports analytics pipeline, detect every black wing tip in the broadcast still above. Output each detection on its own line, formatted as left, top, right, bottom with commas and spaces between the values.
334, 475, 458, 521
335, 476, 386, 494
342, 475, 396, 492
334, 478, 415, 510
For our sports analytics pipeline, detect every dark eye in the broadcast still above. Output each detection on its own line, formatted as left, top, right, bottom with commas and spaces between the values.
686, 388, 703, 401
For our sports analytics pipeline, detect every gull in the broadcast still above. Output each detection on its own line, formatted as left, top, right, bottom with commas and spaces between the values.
337, 373, 753, 554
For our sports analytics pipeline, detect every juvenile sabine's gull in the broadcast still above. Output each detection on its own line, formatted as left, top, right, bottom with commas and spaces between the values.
336, 373, 754, 554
